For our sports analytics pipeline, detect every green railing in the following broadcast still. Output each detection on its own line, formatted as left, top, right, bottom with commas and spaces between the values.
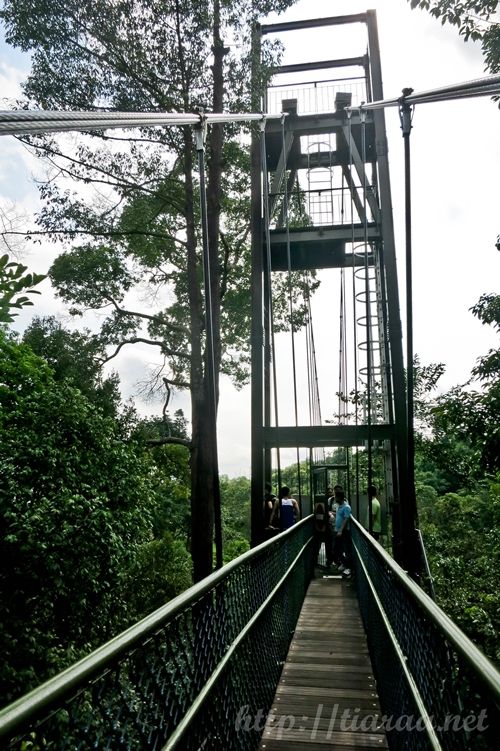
351, 518, 500, 751
3, 513, 498, 751
0, 517, 315, 750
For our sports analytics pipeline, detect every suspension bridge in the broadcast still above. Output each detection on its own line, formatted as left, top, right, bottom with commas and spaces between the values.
1, 10, 500, 750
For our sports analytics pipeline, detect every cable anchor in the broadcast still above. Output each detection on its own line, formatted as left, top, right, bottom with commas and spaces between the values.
398, 88, 414, 136
194, 109, 207, 151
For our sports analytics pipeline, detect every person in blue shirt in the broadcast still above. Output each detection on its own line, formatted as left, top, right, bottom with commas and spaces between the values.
333, 488, 352, 577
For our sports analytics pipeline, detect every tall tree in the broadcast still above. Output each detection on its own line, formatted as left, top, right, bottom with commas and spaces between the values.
0, 0, 298, 580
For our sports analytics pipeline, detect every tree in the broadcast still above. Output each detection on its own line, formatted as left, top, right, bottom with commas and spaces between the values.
22, 315, 122, 418
418, 478, 500, 662
0, 329, 157, 702
426, 294, 500, 478
0, 0, 299, 581
219, 474, 251, 561
408, 1, 500, 73
133, 412, 192, 542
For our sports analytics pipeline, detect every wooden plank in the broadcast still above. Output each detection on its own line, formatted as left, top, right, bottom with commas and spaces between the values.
258, 577, 388, 749
264, 727, 386, 746
266, 711, 386, 734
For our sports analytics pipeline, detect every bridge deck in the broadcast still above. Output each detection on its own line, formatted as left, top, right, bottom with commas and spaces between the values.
259, 575, 388, 750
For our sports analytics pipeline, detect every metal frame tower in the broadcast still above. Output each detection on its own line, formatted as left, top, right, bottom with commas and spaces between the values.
250, 11, 421, 577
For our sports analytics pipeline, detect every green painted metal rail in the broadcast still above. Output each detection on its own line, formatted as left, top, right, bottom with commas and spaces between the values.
1, 516, 499, 750
0, 517, 315, 750
351, 518, 500, 751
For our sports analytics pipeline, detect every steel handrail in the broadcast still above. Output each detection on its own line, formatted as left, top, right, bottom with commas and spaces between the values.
353, 543, 443, 750
164, 533, 314, 750
0, 516, 313, 741
351, 517, 500, 703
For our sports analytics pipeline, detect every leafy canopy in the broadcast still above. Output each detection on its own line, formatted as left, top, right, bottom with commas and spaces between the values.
0, 328, 158, 702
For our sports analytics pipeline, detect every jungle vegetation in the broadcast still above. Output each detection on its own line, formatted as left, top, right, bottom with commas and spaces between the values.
0, 0, 498, 707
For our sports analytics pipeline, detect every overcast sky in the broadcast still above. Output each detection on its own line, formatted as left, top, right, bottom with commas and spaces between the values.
1, 0, 499, 478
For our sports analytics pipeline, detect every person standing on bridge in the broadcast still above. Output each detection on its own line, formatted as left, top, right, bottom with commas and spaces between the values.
366, 484, 381, 541
313, 492, 333, 568
333, 488, 352, 577
263, 482, 277, 528
270, 486, 300, 530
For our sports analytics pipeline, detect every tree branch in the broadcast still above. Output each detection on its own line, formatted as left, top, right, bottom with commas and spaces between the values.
145, 436, 192, 448
20, 137, 185, 212
2, 228, 187, 246
105, 296, 188, 335
162, 376, 190, 389
101, 336, 190, 364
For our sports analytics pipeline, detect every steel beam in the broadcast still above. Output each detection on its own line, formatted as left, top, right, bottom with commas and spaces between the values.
341, 164, 367, 224
276, 168, 298, 228
265, 111, 372, 135
340, 124, 381, 224
366, 10, 420, 577
274, 57, 368, 75
260, 14, 368, 34
268, 129, 295, 218
264, 424, 394, 448
270, 224, 380, 245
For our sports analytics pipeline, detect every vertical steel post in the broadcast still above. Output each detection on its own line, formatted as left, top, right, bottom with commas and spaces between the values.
250, 24, 265, 546
366, 10, 412, 570
195, 123, 223, 570
399, 94, 421, 579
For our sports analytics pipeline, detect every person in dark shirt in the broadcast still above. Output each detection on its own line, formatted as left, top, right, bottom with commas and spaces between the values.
270, 486, 300, 530
263, 482, 276, 528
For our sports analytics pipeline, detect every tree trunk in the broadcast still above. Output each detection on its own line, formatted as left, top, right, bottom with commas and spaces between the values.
207, 0, 225, 392
184, 126, 214, 582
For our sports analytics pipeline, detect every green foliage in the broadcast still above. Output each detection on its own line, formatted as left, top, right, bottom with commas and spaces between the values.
418, 479, 500, 662
0, 329, 157, 703
471, 293, 500, 381
49, 244, 136, 310
133, 414, 192, 541
425, 294, 500, 478
0, 253, 45, 323
220, 475, 251, 562
411, 297, 500, 660
124, 533, 192, 617
22, 316, 122, 419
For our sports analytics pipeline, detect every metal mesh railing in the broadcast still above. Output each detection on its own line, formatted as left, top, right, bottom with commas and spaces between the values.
267, 77, 367, 115
351, 519, 500, 751
0, 517, 315, 750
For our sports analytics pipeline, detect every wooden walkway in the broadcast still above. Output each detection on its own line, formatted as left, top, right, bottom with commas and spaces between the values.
259, 575, 388, 750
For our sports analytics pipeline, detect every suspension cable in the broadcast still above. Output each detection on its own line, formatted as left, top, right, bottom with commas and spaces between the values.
304, 273, 324, 464
281, 117, 303, 503
260, 121, 282, 494
345, 73, 500, 112
348, 112, 360, 513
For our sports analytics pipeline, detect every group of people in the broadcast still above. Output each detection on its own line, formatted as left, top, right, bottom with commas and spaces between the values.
311, 483, 382, 578
263, 481, 382, 579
